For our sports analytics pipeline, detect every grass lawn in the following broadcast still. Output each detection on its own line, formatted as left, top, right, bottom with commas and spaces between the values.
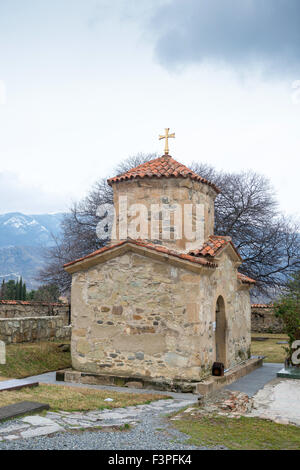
0, 341, 71, 379
0, 383, 168, 412
251, 333, 288, 363
172, 414, 300, 450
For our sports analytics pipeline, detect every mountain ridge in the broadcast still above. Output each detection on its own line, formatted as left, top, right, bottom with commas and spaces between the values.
0, 212, 65, 289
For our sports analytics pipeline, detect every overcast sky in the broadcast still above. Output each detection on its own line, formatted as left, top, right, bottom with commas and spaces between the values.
0, 0, 299, 216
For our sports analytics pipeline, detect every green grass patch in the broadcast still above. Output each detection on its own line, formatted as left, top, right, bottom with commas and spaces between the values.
121, 423, 131, 430
0, 383, 169, 412
251, 333, 288, 363
172, 414, 300, 450
0, 341, 71, 379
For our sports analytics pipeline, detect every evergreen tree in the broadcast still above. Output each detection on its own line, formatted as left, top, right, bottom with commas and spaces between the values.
0, 280, 5, 299
19, 277, 23, 300
26, 290, 35, 301
5, 280, 16, 300
275, 271, 300, 365
15, 280, 19, 300
0, 279, 28, 300
22, 282, 27, 301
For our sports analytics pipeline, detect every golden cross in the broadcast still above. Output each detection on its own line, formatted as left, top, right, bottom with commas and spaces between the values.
159, 128, 175, 155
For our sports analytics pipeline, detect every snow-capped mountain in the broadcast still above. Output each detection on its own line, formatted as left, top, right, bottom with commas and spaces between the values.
0, 212, 65, 289
0, 212, 64, 248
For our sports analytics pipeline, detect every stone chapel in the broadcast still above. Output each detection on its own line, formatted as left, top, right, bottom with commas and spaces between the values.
64, 146, 255, 390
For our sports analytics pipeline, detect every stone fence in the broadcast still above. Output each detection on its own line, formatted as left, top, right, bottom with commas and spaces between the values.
0, 300, 71, 344
0, 300, 69, 321
251, 304, 284, 334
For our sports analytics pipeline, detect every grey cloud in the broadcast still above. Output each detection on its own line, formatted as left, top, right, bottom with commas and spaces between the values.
0, 172, 66, 214
146, 0, 300, 74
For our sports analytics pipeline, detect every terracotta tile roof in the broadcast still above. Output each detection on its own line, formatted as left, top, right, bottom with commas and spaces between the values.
64, 239, 217, 269
107, 155, 220, 193
251, 303, 273, 308
64, 237, 255, 286
237, 272, 256, 284
188, 235, 242, 261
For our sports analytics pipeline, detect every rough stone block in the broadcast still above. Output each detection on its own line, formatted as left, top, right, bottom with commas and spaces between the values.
164, 352, 189, 368
76, 339, 90, 355
112, 333, 166, 355
186, 303, 199, 323
112, 306, 123, 315
90, 325, 121, 339
135, 351, 144, 360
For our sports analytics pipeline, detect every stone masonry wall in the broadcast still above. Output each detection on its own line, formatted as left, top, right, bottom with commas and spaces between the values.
0, 301, 69, 322
111, 178, 217, 253
199, 252, 251, 368
0, 301, 71, 343
251, 306, 284, 333
0, 317, 71, 344
71, 250, 251, 384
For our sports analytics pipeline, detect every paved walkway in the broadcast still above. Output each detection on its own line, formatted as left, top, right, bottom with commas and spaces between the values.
0, 378, 38, 392
249, 378, 300, 426
10, 362, 283, 399
0, 396, 221, 450
0, 362, 285, 448
0, 397, 198, 444
225, 363, 282, 396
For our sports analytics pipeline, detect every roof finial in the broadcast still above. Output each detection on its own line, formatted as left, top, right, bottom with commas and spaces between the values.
159, 128, 175, 155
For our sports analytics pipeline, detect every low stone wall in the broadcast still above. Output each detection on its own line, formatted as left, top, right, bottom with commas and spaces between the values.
251, 304, 284, 334
0, 300, 69, 322
0, 300, 71, 344
0, 316, 71, 344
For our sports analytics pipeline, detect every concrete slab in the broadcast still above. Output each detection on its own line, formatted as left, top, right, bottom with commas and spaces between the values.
22, 415, 56, 426
0, 423, 29, 434
20, 424, 63, 439
0, 379, 39, 392
225, 363, 283, 396
0, 401, 50, 422
249, 378, 300, 426
196, 357, 264, 395
277, 367, 300, 379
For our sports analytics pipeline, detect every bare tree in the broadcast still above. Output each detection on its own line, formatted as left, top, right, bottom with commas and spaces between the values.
191, 162, 300, 298
114, 153, 157, 175
37, 154, 156, 292
38, 155, 300, 299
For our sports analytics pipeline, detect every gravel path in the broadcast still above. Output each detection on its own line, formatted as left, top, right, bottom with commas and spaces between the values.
0, 415, 211, 450
0, 397, 224, 450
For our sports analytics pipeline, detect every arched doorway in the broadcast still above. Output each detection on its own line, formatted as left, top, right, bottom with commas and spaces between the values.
215, 296, 226, 366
